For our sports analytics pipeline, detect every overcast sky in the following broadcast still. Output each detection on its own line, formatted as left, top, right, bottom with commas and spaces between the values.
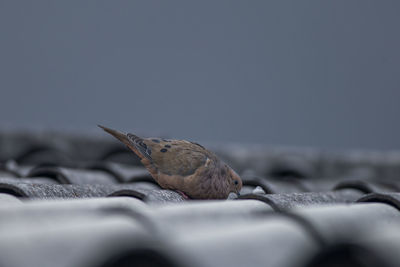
1, 1, 399, 150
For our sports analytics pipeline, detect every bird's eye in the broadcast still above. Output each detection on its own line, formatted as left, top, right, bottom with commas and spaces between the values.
234, 180, 238, 185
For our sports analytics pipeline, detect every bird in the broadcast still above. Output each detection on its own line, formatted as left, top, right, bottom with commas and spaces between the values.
98, 125, 242, 199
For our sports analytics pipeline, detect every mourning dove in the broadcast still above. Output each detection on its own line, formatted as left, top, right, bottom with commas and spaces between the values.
99, 125, 242, 199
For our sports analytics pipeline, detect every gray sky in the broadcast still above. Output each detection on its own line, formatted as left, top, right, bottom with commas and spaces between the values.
1, 1, 399, 150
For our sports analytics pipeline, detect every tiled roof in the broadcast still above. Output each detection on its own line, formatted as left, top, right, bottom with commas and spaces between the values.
0, 130, 400, 267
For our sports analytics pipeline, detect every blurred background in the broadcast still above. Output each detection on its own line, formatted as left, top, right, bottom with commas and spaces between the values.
0, 1, 399, 150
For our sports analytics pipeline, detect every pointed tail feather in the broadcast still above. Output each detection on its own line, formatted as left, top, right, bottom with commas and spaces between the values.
98, 125, 147, 160
98, 125, 131, 146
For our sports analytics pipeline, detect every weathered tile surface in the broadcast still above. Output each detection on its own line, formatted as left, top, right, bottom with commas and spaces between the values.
0, 130, 399, 267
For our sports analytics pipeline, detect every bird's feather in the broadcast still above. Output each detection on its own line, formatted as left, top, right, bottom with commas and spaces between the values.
99, 125, 242, 199
127, 133, 152, 161
143, 138, 209, 176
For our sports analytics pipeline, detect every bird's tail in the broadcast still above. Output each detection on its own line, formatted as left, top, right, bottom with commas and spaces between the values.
98, 125, 151, 162
98, 125, 131, 147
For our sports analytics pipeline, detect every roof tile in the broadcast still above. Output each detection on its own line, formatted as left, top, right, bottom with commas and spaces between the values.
1, 130, 400, 267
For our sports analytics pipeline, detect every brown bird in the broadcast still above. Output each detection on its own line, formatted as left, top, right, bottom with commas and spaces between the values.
99, 125, 242, 199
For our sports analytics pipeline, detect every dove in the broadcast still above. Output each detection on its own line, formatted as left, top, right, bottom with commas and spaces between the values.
99, 125, 242, 199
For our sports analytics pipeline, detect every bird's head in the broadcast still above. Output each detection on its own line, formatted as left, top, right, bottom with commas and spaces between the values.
228, 167, 242, 196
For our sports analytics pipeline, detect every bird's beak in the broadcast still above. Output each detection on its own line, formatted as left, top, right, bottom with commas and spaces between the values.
98, 125, 131, 147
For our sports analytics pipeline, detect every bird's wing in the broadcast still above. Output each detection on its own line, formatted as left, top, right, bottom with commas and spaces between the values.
98, 125, 210, 177
143, 139, 209, 177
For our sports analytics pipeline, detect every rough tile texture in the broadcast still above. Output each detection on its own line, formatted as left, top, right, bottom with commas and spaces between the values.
0, 130, 400, 267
